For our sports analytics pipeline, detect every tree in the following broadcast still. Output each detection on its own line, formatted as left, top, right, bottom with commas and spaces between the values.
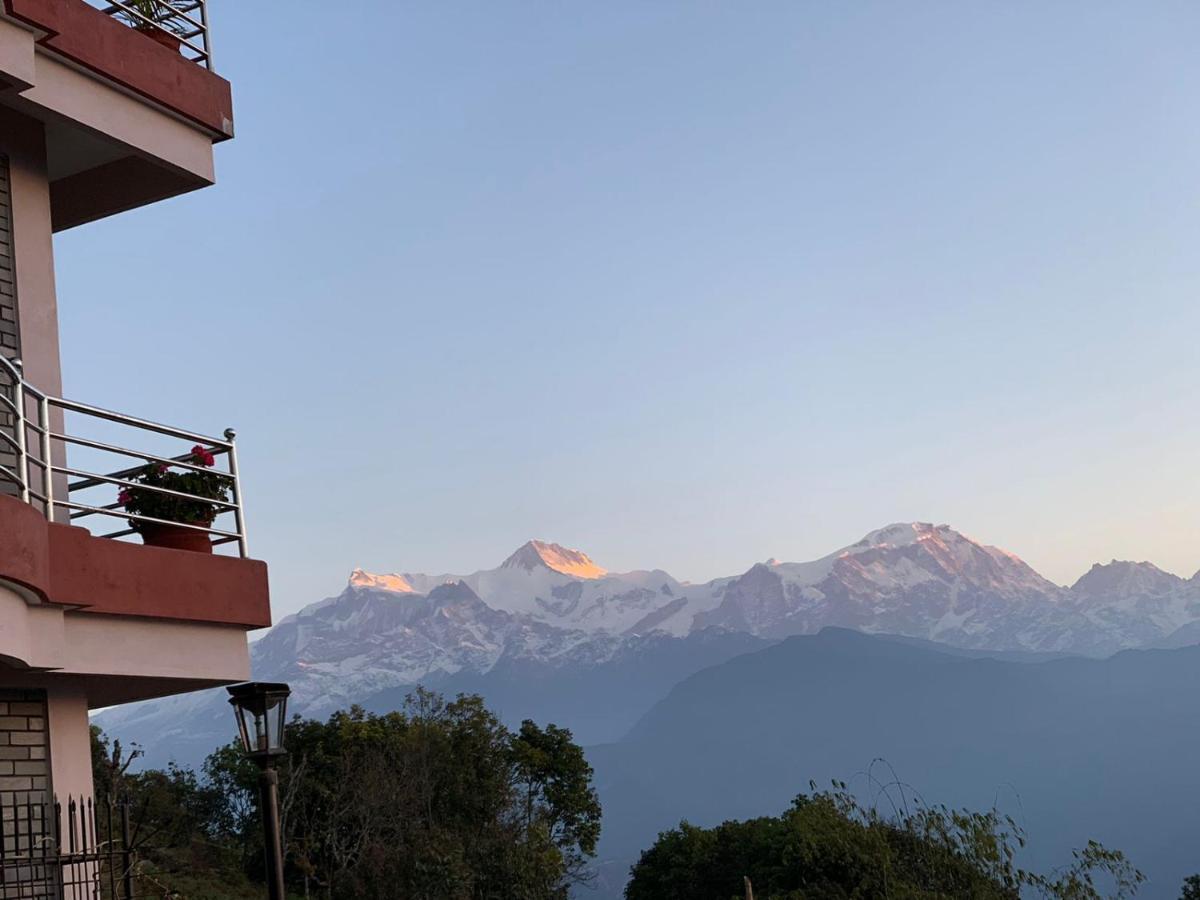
90, 724, 142, 807
626, 782, 1142, 900
201, 741, 259, 849
1180, 874, 1200, 900
510, 719, 602, 885
128, 691, 603, 900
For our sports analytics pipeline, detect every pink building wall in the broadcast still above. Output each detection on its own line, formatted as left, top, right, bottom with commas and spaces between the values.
0, 0, 263, 827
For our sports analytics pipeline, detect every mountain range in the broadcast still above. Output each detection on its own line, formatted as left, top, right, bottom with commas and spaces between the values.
101, 522, 1200, 770
95, 522, 1200, 897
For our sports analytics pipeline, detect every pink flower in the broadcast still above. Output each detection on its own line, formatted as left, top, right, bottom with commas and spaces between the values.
156, 463, 169, 474
117, 488, 133, 506
191, 444, 216, 468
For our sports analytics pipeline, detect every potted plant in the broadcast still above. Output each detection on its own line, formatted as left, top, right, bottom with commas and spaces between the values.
119, 444, 228, 553
116, 0, 188, 54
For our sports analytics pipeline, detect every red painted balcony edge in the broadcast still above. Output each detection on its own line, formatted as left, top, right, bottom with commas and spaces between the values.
2, 0, 233, 139
0, 494, 270, 628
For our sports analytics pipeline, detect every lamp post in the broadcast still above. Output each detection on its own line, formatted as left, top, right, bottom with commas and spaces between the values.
227, 682, 291, 900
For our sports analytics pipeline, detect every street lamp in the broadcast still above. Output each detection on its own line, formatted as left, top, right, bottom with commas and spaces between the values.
227, 682, 290, 900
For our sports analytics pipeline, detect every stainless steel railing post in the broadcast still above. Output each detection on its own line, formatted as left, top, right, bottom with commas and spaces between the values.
40, 395, 54, 519
225, 428, 247, 557
10, 360, 28, 504
198, 0, 212, 69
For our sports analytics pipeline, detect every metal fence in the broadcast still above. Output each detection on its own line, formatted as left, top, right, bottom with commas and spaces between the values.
0, 793, 155, 900
84, 0, 213, 70
0, 355, 248, 557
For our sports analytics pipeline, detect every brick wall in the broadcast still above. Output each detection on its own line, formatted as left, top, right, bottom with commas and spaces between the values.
0, 690, 48, 799
0, 689, 50, 897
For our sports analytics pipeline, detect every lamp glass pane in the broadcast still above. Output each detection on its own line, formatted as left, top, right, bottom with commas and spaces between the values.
252, 710, 270, 753
234, 706, 252, 754
265, 694, 287, 753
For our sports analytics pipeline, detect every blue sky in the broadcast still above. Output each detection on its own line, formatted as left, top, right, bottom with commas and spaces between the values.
53, 2, 1200, 616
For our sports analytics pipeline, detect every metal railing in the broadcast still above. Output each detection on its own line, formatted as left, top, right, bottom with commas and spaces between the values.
0, 355, 248, 557
85, 0, 213, 70
0, 792, 165, 900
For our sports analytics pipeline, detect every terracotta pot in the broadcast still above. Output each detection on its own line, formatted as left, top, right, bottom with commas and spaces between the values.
136, 25, 182, 54
138, 522, 213, 554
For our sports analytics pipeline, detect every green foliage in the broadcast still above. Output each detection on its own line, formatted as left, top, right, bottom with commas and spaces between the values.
92, 690, 601, 900
90, 725, 245, 896
625, 781, 1143, 900
511, 719, 603, 881
120, 446, 230, 527
1181, 874, 1200, 900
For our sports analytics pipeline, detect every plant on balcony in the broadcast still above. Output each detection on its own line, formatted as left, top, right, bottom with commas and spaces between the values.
117, 0, 190, 52
119, 445, 228, 552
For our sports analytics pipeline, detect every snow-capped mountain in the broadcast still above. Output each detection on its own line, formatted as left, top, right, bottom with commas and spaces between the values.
1070, 559, 1184, 603
500, 540, 607, 578
98, 523, 1200, 769
339, 524, 1200, 657
392, 540, 691, 636
696, 523, 1082, 650
256, 577, 609, 716
274, 523, 1200, 688
1064, 559, 1200, 649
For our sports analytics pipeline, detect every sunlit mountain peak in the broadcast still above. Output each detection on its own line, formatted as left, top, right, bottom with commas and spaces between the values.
500, 540, 607, 579
348, 568, 416, 593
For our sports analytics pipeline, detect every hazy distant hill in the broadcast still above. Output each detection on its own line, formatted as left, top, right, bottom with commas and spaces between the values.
588, 628, 1200, 899
360, 627, 770, 744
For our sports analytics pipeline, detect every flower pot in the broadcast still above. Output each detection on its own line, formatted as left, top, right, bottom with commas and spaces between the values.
135, 25, 182, 54
138, 522, 213, 554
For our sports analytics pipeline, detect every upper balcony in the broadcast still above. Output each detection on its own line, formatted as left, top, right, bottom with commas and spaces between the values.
0, 0, 233, 230
0, 354, 270, 631
83, 0, 214, 71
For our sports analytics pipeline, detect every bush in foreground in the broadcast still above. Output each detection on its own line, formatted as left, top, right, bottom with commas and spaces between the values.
626, 780, 1142, 900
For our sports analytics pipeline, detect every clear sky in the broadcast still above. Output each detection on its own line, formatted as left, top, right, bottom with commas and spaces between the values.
53, 2, 1200, 617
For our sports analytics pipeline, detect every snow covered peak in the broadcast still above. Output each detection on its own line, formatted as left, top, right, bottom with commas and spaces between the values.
500, 540, 607, 579
1071, 560, 1183, 601
827, 521, 1057, 600
348, 568, 416, 593
847, 522, 1031, 570
853, 522, 961, 550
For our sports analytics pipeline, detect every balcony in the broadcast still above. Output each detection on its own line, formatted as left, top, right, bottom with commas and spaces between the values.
0, 355, 247, 558
82, 0, 213, 70
0, 354, 268, 635
0, 0, 234, 230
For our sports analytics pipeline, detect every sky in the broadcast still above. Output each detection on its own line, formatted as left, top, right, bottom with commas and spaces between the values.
52, 2, 1200, 617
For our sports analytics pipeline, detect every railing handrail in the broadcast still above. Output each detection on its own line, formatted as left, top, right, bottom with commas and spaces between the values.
0, 354, 248, 557
53, 433, 234, 486
52, 395, 233, 447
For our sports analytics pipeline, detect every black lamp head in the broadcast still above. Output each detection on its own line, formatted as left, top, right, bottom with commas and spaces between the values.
226, 681, 290, 761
